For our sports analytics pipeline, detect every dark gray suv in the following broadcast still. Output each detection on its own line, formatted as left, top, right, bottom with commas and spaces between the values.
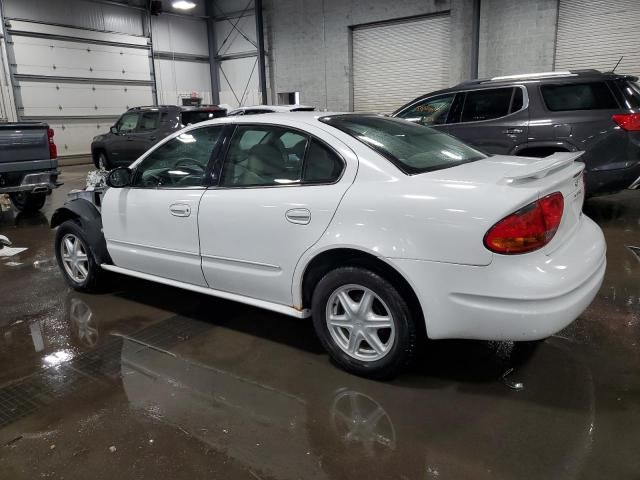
393, 70, 640, 196
91, 105, 226, 169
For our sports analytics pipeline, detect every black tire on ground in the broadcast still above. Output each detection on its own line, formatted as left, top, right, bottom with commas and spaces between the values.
311, 266, 418, 380
9, 192, 47, 212
95, 151, 110, 170
54, 219, 105, 292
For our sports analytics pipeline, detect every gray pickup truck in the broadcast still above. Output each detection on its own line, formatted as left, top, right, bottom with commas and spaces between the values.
0, 122, 60, 211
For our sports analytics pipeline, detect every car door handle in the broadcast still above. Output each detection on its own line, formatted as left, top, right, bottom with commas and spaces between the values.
502, 128, 524, 135
169, 203, 191, 217
285, 208, 311, 225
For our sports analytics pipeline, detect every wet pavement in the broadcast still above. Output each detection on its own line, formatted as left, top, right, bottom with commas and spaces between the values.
0, 164, 639, 479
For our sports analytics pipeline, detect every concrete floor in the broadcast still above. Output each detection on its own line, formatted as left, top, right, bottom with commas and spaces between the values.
0, 164, 639, 479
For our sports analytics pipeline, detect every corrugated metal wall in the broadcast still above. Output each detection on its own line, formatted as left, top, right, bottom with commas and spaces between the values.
554, 0, 640, 78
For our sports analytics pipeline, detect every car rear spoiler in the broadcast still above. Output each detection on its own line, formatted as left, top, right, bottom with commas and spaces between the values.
505, 151, 585, 183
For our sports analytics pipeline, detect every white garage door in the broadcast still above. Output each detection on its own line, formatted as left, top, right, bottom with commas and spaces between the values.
555, 0, 640, 78
352, 15, 450, 114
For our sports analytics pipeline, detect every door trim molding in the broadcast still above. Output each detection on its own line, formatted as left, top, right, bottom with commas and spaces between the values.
201, 253, 281, 271
101, 264, 310, 318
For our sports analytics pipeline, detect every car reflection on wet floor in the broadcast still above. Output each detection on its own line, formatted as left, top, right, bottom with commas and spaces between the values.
0, 165, 639, 479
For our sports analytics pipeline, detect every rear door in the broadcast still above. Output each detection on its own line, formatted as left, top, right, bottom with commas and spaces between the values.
198, 122, 356, 306
446, 87, 529, 154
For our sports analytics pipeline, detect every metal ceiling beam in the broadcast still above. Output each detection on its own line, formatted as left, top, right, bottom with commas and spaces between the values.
255, 0, 267, 104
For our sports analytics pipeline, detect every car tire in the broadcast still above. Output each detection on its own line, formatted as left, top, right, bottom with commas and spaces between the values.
9, 192, 47, 212
96, 151, 110, 170
55, 220, 105, 292
311, 266, 418, 379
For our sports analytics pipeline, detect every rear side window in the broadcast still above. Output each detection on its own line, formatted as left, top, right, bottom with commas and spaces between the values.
541, 82, 618, 111
303, 139, 343, 183
461, 88, 513, 122
138, 112, 160, 131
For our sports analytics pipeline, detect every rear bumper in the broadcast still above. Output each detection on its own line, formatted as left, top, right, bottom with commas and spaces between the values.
0, 170, 61, 194
387, 215, 606, 341
585, 162, 640, 195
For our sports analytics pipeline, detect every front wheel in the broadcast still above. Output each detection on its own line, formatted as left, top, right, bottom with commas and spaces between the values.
9, 191, 47, 212
55, 220, 105, 292
311, 266, 418, 379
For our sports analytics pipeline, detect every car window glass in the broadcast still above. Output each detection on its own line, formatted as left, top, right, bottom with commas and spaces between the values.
617, 80, 640, 108
221, 125, 307, 187
511, 88, 523, 112
137, 112, 160, 131
117, 113, 139, 133
131, 126, 223, 188
396, 94, 455, 126
181, 110, 226, 125
461, 88, 513, 122
303, 139, 343, 183
541, 82, 618, 111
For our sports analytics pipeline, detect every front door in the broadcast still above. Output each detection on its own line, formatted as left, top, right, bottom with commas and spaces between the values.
109, 112, 140, 165
102, 125, 224, 285
198, 123, 356, 306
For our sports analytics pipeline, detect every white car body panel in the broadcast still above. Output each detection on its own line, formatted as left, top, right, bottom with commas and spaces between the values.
99, 112, 606, 341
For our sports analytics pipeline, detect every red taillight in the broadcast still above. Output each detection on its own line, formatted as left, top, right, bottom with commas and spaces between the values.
484, 192, 564, 254
612, 113, 640, 131
47, 128, 57, 159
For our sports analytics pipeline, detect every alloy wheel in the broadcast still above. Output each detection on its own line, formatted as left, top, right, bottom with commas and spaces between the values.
60, 234, 90, 283
325, 284, 396, 362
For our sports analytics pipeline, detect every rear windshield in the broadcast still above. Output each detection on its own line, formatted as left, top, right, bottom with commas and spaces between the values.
541, 82, 618, 111
290, 107, 315, 112
320, 115, 486, 174
616, 80, 640, 109
181, 110, 226, 125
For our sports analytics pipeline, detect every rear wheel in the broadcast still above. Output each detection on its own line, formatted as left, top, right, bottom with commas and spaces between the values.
55, 220, 105, 292
9, 191, 47, 212
312, 266, 418, 379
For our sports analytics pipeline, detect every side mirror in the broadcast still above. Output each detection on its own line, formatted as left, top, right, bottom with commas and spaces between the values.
110, 126, 118, 134
106, 167, 132, 188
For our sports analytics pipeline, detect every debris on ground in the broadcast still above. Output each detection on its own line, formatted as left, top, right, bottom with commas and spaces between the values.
109, 445, 117, 453
500, 367, 524, 391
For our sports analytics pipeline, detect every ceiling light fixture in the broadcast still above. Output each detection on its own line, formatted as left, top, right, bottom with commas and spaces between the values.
172, 1, 196, 10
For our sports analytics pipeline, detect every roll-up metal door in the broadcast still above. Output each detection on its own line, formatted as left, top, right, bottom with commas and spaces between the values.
352, 14, 450, 114
555, 0, 640, 77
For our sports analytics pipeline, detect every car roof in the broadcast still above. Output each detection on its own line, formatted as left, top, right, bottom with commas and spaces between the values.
232, 105, 316, 112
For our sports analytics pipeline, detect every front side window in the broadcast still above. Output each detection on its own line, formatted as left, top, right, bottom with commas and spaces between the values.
221, 125, 308, 186
137, 112, 160, 131
541, 82, 618, 111
116, 113, 139, 133
131, 126, 223, 188
321, 115, 485, 174
395, 94, 455, 126
461, 88, 513, 122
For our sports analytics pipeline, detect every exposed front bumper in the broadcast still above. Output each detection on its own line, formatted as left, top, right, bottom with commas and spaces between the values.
387, 215, 606, 341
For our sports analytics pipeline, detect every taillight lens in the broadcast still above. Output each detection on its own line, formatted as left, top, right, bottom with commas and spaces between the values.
484, 192, 564, 254
612, 113, 640, 131
47, 128, 57, 159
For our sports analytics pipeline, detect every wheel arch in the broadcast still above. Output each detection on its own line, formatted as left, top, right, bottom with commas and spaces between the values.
512, 141, 577, 157
297, 247, 426, 335
51, 199, 112, 264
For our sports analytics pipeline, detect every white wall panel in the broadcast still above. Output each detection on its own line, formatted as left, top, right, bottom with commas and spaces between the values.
219, 56, 260, 107
17, 82, 154, 117
152, 15, 209, 56
3, 0, 144, 36
12, 36, 151, 81
215, 15, 257, 56
154, 59, 212, 105
47, 118, 120, 157
8, 20, 148, 46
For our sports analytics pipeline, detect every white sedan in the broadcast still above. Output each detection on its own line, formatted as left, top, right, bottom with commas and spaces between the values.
52, 113, 606, 378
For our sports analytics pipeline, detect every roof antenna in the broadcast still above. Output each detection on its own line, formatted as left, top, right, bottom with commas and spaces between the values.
611, 56, 624, 73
